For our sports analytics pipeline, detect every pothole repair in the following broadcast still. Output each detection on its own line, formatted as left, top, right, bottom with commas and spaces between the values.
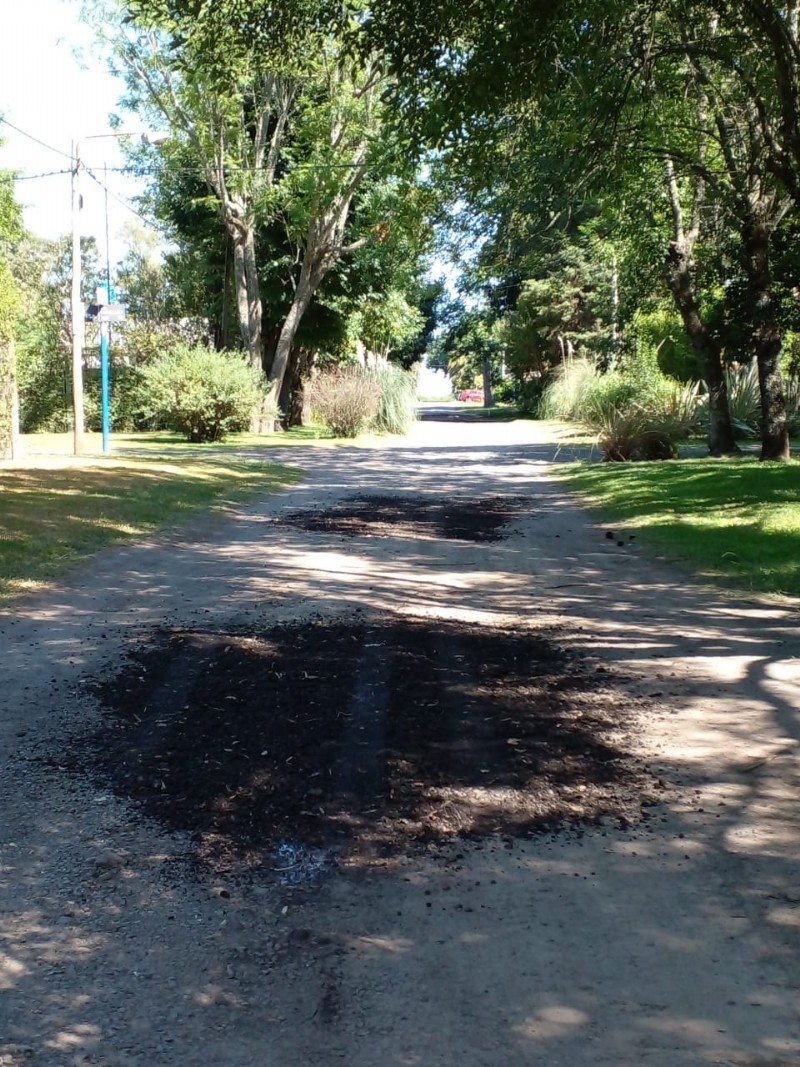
61, 615, 663, 877
278, 493, 531, 542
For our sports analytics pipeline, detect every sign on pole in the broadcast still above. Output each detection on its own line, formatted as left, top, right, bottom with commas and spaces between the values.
95, 304, 127, 324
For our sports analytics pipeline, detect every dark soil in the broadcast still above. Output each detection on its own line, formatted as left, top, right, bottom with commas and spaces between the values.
278, 494, 530, 542
66, 614, 660, 877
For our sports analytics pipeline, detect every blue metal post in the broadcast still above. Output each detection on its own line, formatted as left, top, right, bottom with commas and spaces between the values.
100, 322, 110, 454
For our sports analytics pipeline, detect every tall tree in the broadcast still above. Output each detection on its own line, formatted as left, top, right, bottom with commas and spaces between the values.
367, 0, 798, 456
0, 153, 22, 458
113, 18, 296, 375
262, 45, 387, 407
111, 2, 409, 414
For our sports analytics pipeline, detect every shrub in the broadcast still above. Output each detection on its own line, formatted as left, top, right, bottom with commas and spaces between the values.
581, 372, 700, 461
537, 350, 701, 460
781, 331, 800, 380
723, 362, 761, 438
138, 344, 265, 443
368, 364, 418, 435
586, 402, 692, 461
786, 376, 800, 437
538, 357, 598, 420
84, 364, 156, 433
17, 344, 71, 432
632, 307, 702, 382
307, 366, 382, 437
491, 379, 516, 405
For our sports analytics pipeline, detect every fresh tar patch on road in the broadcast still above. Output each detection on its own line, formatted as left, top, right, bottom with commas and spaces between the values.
278, 493, 531, 542
60, 615, 662, 877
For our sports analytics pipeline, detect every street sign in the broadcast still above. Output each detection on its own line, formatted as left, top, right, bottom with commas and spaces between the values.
95, 304, 127, 324
95, 285, 118, 305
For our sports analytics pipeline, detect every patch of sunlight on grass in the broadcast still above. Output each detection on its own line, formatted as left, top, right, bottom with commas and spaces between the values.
552, 456, 800, 598
110, 427, 333, 455
14, 426, 335, 463
0, 455, 302, 607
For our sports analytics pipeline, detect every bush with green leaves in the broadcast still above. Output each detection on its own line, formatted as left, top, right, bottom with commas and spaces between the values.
781, 331, 800, 380
583, 378, 700, 460
138, 344, 265, 442
84, 364, 160, 433
715, 361, 800, 440
541, 354, 700, 459
368, 364, 418, 435
308, 366, 382, 437
632, 307, 702, 382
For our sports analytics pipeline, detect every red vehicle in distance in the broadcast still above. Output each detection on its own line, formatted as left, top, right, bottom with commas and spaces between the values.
458, 389, 484, 403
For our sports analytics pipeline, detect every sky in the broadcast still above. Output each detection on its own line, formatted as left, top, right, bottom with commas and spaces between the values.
0, 0, 150, 261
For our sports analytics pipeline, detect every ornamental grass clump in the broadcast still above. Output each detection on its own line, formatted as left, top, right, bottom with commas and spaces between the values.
139, 344, 265, 443
307, 366, 382, 437
723, 362, 761, 437
538, 357, 598, 420
368, 364, 418, 434
581, 371, 700, 461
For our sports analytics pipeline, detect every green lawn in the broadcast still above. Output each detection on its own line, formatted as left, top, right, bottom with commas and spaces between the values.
552, 455, 800, 598
0, 452, 302, 605
18, 427, 331, 459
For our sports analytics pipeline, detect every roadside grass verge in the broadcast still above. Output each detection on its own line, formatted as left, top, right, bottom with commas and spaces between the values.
114, 427, 331, 452
17, 427, 330, 460
0, 455, 302, 606
552, 456, 800, 598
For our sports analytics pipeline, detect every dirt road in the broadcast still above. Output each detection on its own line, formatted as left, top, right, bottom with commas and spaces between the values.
2, 412, 799, 1066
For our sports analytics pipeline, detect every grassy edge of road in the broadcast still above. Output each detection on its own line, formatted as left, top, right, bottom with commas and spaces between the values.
551, 454, 800, 600
0, 451, 303, 607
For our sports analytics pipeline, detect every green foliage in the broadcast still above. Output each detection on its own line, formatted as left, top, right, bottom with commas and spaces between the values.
538, 358, 598, 421
0, 259, 20, 456
307, 366, 382, 437
18, 347, 71, 433
368, 363, 418, 434
0, 158, 23, 454
586, 370, 701, 461
14, 235, 105, 433
138, 344, 266, 442
355, 290, 425, 361
782, 331, 800, 379
0, 261, 18, 344
553, 456, 800, 597
84, 365, 152, 434
498, 223, 618, 378
431, 304, 502, 392
632, 308, 701, 383
584, 352, 701, 461
785, 377, 800, 437
723, 362, 761, 438
540, 354, 700, 460
117, 319, 209, 365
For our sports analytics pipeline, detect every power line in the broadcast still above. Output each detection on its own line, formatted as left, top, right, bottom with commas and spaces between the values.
15, 169, 71, 181
0, 117, 74, 162
84, 165, 151, 225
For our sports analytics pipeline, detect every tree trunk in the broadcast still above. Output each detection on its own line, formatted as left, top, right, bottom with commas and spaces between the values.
230, 224, 263, 371
267, 259, 320, 411
742, 217, 790, 461
214, 230, 235, 351
482, 355, 494, 407
0, 336, 18, 461
664, 242, 738, 456
229, 222, 270, 432
280, 348, 315, 427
